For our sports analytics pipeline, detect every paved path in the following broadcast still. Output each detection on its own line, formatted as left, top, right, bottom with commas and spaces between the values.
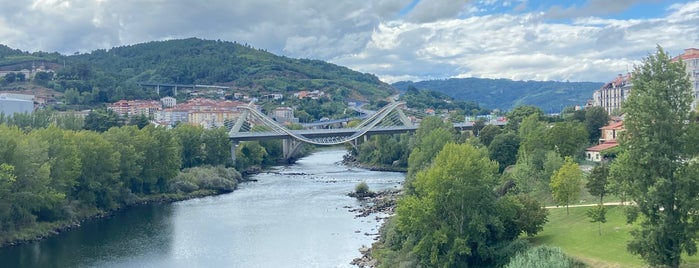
545, 202, 632, 209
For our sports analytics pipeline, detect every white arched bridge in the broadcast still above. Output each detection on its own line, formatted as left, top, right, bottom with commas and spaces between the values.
228, 101, 504, 160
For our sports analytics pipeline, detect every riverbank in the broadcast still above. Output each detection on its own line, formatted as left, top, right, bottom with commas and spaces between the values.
348, 188, 402, 267
342, 154, 408, 173
0, 170, 255, 249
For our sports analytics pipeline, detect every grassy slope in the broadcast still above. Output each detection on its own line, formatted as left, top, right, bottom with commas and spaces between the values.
531, 205, 699, 267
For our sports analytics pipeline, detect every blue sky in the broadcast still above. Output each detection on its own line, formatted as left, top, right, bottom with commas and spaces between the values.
0, 0, 697, 83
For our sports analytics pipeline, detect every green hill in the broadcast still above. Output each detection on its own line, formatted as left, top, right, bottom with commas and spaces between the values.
393, 78, 603, 112
0, 38, 395, 105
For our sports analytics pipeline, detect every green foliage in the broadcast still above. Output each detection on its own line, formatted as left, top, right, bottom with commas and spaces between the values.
586, 163, 609, 203
478, 124, 501, 146
505, 246, 586, 268
584, 106, 610, 143
610, 46, 699, 267
0, 119, 240, 245
354, 181, 370, 195
396, 143, 501, 266
399, 85, 488, 114
169, 166, 241, 194
235, 141, 267, 171
586, 205, 607, 236
506, 105, 544, 131
550, 157, 582, 215
546, 121, 588, 158
406, 117, 454, 188
83, 108, 122, 132
489, 132, 520, 173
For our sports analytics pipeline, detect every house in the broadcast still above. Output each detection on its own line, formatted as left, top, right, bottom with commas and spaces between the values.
585, 121, 624, 162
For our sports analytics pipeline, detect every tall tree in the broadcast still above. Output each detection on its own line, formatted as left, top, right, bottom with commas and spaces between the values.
396, 143, 501, 266
584, 106, 610, 143
488, 132, 520, 173
550, 157, 582, 215
610, 46, 699, 267
83, 108, 121, 132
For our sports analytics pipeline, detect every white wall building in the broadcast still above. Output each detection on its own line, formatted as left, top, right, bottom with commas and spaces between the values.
672, 48, 699, 110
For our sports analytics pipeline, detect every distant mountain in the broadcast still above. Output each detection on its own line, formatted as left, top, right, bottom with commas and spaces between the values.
0, 38, 395, 105
393, 78, 603, 112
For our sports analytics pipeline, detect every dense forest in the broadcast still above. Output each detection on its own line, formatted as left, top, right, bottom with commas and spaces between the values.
0, 38, 395, 107
393, 78, 604, 111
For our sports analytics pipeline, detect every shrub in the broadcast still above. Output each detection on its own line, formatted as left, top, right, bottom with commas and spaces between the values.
355, 181, 370, 195
505, 246, 586, 268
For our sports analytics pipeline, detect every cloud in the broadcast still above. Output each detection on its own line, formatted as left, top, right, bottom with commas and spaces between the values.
0, 0, 697, 83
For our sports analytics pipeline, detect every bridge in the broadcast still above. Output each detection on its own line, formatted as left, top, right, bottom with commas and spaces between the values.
228, 101, 504, 160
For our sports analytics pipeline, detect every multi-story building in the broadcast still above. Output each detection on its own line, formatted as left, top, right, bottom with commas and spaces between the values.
672, 48, 699, 109
588, 73, 632, 115
107, 100, 162, 117
161, 96, 177, 108
271, 107, 299, 124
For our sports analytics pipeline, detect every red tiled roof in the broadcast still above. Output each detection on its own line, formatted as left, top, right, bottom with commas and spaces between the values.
600, 121, 624, 130
586, 140, 618, 152
672, 48, 699, 61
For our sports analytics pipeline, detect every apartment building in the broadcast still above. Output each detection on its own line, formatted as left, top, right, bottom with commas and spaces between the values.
671, 48, 699, 109
588, 73, 632, 115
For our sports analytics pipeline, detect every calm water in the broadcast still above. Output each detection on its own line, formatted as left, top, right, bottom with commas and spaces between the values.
0, 148, 404, 268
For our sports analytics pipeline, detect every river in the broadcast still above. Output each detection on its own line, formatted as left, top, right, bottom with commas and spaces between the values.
0, 148, 404, 268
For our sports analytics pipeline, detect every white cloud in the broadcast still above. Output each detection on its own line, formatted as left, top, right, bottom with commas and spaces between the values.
0, 0, 697, 83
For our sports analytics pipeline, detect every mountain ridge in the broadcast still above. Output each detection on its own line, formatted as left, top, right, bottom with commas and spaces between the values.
393, 78, 603, 112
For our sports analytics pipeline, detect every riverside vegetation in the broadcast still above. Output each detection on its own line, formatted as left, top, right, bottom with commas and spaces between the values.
350, 46, 699, 267
0, 110, 292, 247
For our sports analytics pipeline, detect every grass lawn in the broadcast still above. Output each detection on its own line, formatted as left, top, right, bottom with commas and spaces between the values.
529, 205, 699, 267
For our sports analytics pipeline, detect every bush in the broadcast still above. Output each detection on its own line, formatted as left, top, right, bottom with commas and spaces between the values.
355, 181, 370, 195
505, 246, 586, 268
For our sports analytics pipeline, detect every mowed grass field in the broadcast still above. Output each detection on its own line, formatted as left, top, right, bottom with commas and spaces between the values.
529, 205, 699, 267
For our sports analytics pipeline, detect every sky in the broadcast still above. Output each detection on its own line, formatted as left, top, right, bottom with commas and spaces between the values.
0, 0, 698, 83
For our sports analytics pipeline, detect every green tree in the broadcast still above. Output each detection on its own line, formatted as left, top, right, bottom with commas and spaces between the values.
586, 163, 609, 204
173, 124, 204, 168
83, 108, 121, 132
488, 132, 520, 173
584, 106, 610, 143
478, 124, 501, 146
610, 46, 699, 267
406, 117, 454, 180
505, 105, 543, 132
550, 157, 582, 215
546, 121, 587, 158
396, 143, 501, 266
235, 141, 267, 171
586, 205, 607, 236
129, 114, 151, 129
201, 127, 231, 166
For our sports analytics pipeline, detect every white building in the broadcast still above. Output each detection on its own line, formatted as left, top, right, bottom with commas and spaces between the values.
672, 48, 699, 109
0, 95, 34, 115
588, 74, 632, 115
161, 96, 177, 108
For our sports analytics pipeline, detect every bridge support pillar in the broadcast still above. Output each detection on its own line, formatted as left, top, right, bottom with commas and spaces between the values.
231, 141, 238, 162
283, 139, 303, 162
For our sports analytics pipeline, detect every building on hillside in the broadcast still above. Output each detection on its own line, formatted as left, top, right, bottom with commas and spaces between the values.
161, 96, 176, 108
271, 107, 299, 124
585, 121, 624, 162
671, 48, 699, 110
0, 94, 34, 115
107, 100, 162, 117
587, 73, 632, 115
